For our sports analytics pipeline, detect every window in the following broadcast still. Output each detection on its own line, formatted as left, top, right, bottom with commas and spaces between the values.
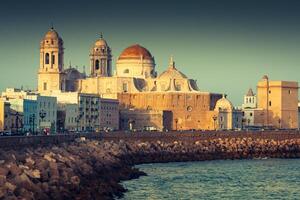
288, 90, 291, 94
249, 98, 251, 103
95, 60, 100, 70
43, 82, 47, 91
124, 69, 129, 74
122, 83, 128, 92
187, 115, 192, 121
269, 90, 271, 94
269, 101, 272, 106
45, 53, 49, 64
250, 113, 253, 117
52, 55, 55, 65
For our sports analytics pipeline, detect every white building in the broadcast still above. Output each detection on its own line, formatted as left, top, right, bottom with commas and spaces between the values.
57, 103, 78, 132
99, 98, 119, 130
241, 88, 259, 127
47, 91, 119, 131
214, 95, 243, 130
1, 88, 57, 133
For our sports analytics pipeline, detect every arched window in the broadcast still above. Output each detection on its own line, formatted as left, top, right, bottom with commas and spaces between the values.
124, 69, 129, 74
52, 55, 55, 65
95, 60, 100, 70
45, 53, 49, 64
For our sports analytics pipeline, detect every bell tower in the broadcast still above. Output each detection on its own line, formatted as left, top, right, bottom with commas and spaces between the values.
90, 33, 112, 77
38, 26, 65, 94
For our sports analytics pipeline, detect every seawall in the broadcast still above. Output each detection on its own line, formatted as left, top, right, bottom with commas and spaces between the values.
1, 130, 300, 149
0, 131, 300, 199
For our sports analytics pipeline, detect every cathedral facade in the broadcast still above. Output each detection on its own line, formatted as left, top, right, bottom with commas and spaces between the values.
38, 27, 239, 131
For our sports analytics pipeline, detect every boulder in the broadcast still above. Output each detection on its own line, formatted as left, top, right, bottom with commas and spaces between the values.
5, 181, 16, 192
24, 169, 41, 179
0, 175, 6, 186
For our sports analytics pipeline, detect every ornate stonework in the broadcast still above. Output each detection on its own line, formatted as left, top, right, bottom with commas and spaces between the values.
37, 28, 233, 130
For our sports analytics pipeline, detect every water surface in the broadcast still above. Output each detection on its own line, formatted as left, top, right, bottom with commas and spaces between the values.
121, 159, 300, 199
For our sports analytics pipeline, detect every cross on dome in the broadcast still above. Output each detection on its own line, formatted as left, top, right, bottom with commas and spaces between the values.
169, 55, 175, 69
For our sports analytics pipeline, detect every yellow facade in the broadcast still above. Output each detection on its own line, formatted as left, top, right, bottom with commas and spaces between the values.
257, 76, 298, 128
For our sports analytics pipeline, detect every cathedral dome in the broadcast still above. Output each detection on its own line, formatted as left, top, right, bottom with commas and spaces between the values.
214, 95, 233, 111
44, 28, 60, 39
118, 44, 153, 60
95, 39, 107, 46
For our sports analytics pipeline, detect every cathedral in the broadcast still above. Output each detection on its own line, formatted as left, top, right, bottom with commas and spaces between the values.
38, 27, 241, 131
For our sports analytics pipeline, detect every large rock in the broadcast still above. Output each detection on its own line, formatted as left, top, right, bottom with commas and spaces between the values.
0, 175, 6, 186
24, 169, 41, 179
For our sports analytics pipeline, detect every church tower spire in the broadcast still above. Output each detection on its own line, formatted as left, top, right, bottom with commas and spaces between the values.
38, 27, 66, 94
90, 33, 112, 77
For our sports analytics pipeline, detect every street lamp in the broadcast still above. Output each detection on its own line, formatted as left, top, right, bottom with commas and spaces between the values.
29, 114, 36, 135
212, 115, 217, 131
39, 110, 46, 134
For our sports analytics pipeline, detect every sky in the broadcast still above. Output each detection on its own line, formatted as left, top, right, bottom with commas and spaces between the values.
0, 0, 300, 105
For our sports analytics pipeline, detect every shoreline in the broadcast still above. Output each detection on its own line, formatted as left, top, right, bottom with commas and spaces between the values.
1, 133, 300, 199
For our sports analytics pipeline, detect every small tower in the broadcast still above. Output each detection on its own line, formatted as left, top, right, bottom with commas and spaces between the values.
38, 26, 65, 93
242, 88, 257, 109
90, 33, 112, 77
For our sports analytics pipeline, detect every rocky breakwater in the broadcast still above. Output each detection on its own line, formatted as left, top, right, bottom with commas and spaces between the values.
1, 136, 300, 199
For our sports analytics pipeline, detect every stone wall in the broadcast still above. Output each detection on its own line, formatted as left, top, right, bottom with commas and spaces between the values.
1, 130, 300, 149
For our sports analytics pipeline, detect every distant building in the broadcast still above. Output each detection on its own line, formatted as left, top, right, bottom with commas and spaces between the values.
57, 103, 78, 132
120, 109, 172, 131
256, 75, 298, 129
47, 91, 119, 131
214, 95, 243, 130
23, 99, 37, 133
1, 88, 58, 133
0, 99, 11, 132
36, 27, 234, 131
241, 88, 259, 127
241, 76, 299, 129
99, 98, 119, 131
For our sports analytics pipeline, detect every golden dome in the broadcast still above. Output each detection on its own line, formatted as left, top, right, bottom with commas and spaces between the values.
95, 39, 107, 46
118, 44, 153, 60
44, 28, 60, 39
214, 95, 233, 111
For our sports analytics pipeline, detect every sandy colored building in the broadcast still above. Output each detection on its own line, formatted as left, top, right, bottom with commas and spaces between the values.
256, 75, 298, 129
241, 76, 299, 129
120, 109, 172, 131
36, 27, 246, 131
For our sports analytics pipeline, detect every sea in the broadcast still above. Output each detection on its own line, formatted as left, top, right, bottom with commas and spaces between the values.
121, 159, 300, 200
